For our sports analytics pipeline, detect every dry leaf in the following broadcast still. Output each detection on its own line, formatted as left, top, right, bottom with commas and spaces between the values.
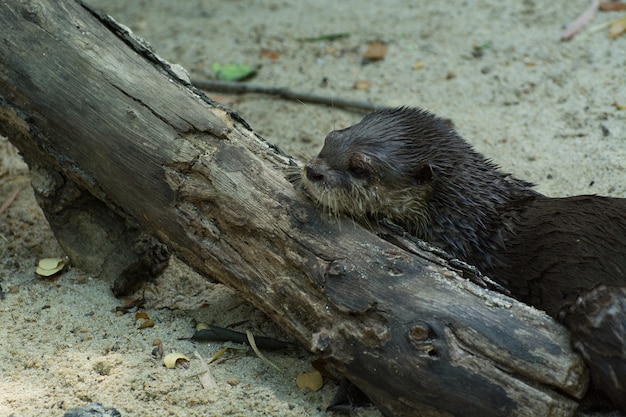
353, 80, 371, 91
259, 49, 280, 60
194, 351, 217, 389
608, 14, 626, 38
163, 353, 190, 369
208, 347, 230, 364
196, 322, 210, 331
35, 257, 67, 277
135, 311, 149, 321
137, 319, 155, 329
363, 41, 387, 61
246, 330, 281, 372
600, 2, 626, 11
115, 296, 146, 314
296, 370, 323, 391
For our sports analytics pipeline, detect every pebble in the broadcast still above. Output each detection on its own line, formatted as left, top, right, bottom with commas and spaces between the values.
64, 403, 121, 417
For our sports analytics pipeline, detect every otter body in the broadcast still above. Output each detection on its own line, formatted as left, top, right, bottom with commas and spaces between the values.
302, 107, 626, 410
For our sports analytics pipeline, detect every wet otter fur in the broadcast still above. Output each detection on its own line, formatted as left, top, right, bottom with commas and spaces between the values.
302, 106, 626, 411
304, 107, 538, 278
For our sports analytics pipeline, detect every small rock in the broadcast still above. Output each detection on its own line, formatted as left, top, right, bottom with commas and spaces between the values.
64, 403, 121, 417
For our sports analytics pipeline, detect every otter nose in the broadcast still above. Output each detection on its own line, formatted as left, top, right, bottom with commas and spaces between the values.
305, 165, 325, 182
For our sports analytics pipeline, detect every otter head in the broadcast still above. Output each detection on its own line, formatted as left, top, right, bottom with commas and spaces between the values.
302, 107, 465, 236
302, 106, 538, 272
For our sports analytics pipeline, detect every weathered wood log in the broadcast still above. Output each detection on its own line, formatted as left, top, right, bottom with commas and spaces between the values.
0, 1, 588, 416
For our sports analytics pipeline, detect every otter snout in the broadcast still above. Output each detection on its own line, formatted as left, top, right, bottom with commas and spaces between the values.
305, 165, 325, 183
303, 159, 345, 189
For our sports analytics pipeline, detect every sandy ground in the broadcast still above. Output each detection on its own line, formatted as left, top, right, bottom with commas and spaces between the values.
1, 0, 625, 416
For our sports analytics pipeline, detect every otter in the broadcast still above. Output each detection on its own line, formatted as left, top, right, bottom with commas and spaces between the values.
302, 106, 626, 411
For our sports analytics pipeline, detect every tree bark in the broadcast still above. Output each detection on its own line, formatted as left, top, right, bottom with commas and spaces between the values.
0, 1, 588, 416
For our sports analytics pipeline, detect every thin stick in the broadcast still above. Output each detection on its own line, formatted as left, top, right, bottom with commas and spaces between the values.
192, 78, 388, 113
577, 19, 614, 40
561, 0, 600, 41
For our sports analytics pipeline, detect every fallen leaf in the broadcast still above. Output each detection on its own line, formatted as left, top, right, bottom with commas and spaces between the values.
115, 295, 146, 314
608, 14, 626, 38
600, 2, 626, 11
35, 257, 67, 277
196, 322, 210, 331
135, 311, 149, 321
208, 347, 230, 364
246, 330, 281, 372
163, 353, 190, 369
363, 41, 387, 61
259, 49, 280, 60
212, 63, 256, 81
137, 319, 155, 329
296, 370, 323, 391
194, 351, 217, 389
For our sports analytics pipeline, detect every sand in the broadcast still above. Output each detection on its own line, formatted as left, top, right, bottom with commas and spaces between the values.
1, 0, 625, 416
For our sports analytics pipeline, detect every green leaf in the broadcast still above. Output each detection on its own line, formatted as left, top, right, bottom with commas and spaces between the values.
212, 63, 256, 81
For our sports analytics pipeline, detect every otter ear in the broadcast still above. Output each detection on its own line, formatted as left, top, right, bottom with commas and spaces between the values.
415, 164, 434, 185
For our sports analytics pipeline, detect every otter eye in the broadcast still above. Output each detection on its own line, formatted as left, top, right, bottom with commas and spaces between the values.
349, 166, 368, 179
348, 153, 371, 179
415, 164, 434, 185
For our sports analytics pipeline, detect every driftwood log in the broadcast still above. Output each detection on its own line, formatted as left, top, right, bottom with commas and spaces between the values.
0, 1, 588, 416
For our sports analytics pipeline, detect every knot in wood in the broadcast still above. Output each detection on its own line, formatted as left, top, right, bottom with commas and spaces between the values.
21, 3, 44, 25
291, 206, 310, 223
408, 323, 430, 342
327, 259, 352, 277
408, 322, 439, 358
361, 317, 391, 347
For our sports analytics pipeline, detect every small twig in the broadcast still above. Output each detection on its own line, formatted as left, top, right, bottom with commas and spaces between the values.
0, 187, 22, 215
577, 19, 614, 39
191, 78, 388, 113
561, 0, 600, 41
296, 32, 350, 42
